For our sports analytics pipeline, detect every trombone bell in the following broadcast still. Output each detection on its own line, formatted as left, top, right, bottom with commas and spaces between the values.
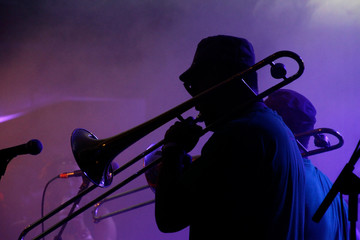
71, 128, 115, 187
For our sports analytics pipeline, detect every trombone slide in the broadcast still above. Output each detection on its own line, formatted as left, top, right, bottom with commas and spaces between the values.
92, 185, 154, 222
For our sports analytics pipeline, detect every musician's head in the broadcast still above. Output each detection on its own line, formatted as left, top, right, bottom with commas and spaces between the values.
264, 89, 317, 148
179, 35, 258, 125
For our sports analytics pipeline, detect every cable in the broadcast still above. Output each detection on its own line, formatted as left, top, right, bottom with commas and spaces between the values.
41, 175, 59, 240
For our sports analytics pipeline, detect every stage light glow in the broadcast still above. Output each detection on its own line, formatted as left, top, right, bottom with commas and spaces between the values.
308, 0, 360, 26
0, 113, 24, 123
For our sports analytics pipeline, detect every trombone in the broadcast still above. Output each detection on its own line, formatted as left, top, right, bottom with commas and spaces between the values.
18, 50, 304, 240
91, 128, 344, 223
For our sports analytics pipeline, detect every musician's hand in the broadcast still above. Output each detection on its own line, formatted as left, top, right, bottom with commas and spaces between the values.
163, 117, 202, 153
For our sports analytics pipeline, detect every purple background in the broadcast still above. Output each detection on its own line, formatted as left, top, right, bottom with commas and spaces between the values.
0, 1, 359, 239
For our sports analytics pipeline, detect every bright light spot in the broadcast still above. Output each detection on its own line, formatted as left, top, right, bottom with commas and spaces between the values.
308, 0, 360, 26
0, 112, 24, 123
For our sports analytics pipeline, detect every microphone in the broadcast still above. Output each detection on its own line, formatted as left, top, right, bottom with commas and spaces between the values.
0, 139, 43, 159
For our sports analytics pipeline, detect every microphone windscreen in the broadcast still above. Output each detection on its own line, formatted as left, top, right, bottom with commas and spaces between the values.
27, 139, 43, 155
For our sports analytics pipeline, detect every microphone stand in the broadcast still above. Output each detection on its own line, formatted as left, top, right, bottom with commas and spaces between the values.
0, 156, 14, 181
53, 175, 90, 240
312, 139, 360, 240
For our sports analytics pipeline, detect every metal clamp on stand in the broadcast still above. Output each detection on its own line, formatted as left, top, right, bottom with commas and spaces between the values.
313, 139, 360, 240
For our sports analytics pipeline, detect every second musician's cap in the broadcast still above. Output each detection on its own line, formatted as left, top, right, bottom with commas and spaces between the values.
265, 89, 317, 134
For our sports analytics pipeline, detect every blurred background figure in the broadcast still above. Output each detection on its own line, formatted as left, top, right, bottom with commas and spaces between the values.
265, 89, 350, 240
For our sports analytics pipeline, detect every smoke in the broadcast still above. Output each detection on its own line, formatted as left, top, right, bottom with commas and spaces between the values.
0, 0, 359, 239
0, 0, 184, 115
307, 0, 360, 27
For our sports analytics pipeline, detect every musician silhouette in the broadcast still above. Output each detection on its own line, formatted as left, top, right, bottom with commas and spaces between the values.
265, 89, 351, 240
155, 35, 306, 239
